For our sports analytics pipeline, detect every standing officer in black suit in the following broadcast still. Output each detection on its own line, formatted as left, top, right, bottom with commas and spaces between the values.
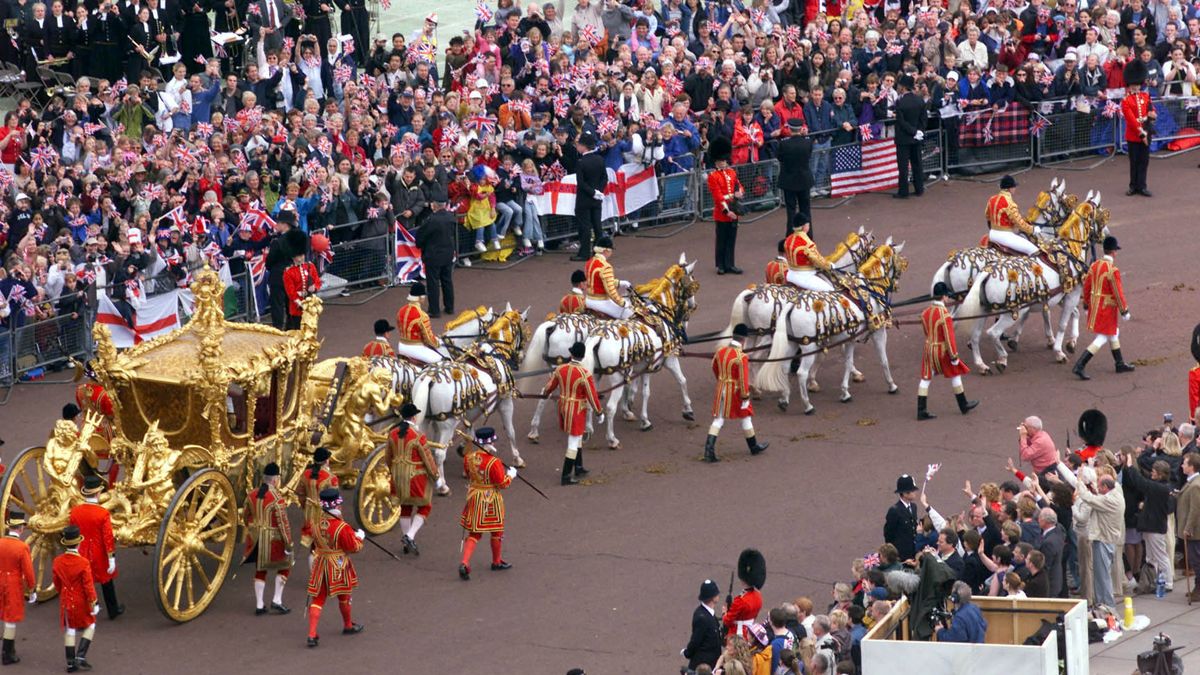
884, 474, 920, 561
776, 117, 814, 237
681, 579, 722, 672
265, 212, 295, 330
893, 75, 927, 199
571, 131, 608, 262
414, 184, 456, 318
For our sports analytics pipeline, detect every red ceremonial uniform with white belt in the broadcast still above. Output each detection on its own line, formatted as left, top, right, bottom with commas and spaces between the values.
68, 503, 115, 585
306, 515, 361, 599
920, 302, 970, 379
242, 485, 293, 571
460, 450, 512, 533
544, 361, 602, 435
707, 167, 741, 223
283, 261, 321, 317
1122, 91, 1152, 143
712, 343, 753, 419
722, 587, 762, 639
361, 337, 395, 358
0, 535, 34, 623
51, 552, 96, 629
1082, 256, 1127, 336
765, 257, 787, 285
297, 469, 339, 547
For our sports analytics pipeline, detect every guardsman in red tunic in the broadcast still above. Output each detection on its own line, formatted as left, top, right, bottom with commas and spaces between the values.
707, 136, 744, 274
1074, 236, 1134, 380
283, 241, 321, 330
722, 548, 766, 640
395, 282, 443, 365
242, 462, 293, 616
0, 512, 34, 665
1122, 58, 1154, 196
388, 404, 439, 555
918, 283, 978, 420
584, 237, 633, 319
559, 269, 587, 314
52, 525, 98, 673
68, 475, 122, 620
541, 342, 602, 485
305, 489, 364, 648
362, 319, 397, 358
704, 324, 768, 463
1190, 325, 1200, 423
765, 239, 788, 285
784, 223, 834, 291
985, 175, 1038, 255
459, 427, 515, 580
295, 447, 338, 553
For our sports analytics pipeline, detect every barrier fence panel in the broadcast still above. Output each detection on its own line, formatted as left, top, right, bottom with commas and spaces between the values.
699, 159, 781, 219
1116, 96, 1200, 155
1036, 108, 1118, 165
322, 220, 394, 291
945, 104, 1035, 175
810, 141, 835, 198
616, 170, 699, 231
920, 127, 946, 181
11, 308, 89, 379
0, 328, 12, 388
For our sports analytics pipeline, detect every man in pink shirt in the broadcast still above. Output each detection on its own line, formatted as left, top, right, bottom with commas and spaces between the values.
1018, 416, 1059, 474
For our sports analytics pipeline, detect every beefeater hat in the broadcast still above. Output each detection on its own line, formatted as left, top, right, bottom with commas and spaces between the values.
1078, 409, 1107, 447
737, 548, 767, 590
1191, 323, 1200, 363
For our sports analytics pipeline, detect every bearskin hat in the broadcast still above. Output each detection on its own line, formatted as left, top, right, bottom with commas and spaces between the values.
1191, 323, 1200, 363
737, 548, 767, 590
708, 136, 732, 163
284, 228, 308, 258
1078, 409, 1108, 447
1124, 58, 1148, 86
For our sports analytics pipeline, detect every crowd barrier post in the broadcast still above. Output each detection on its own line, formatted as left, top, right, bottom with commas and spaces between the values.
319, 219, 394, 304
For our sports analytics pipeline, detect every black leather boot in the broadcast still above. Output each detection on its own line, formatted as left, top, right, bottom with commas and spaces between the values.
2, 638, 18, 665
66, 647, 77, 673
703, 434, 719, 463
573, 449, 589, 477
745, 436, 769, 455
1073, 351, 1093, 380
917, 395, 936, 420
75, 638, 92, 671
561, 457, 578, 485
956, 392, 979, 414
1113, 349, 1136, 373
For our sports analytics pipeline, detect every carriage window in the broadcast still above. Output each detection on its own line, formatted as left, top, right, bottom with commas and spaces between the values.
253, 373, 280, 440
226, 383, 248, 435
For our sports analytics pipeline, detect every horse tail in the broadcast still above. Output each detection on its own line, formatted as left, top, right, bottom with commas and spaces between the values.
518, 321, 551, 394
957, 274, 987, 329
720, 289, 752, 348
410, 375, 432, 427
753, 307, 793, 394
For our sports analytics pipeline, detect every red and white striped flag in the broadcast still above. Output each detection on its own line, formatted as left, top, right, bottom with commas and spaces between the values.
830, 139, 898, 198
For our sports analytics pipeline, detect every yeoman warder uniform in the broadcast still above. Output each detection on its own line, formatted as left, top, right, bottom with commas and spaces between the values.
917, 283, 978, 420
541, 342, 602, 485
459, 428, 515, 580
242, 462, 293, 615
704, 324, 768, 463
1073, 236, 1135, 380
305, 489, 364, 647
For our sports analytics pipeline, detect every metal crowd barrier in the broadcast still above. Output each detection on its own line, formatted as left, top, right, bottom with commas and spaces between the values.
1115, 96, 1200, 157
699, 158, 782, 218
614, 170, 700, 232
1036, 107, 1118, 167
0, 328, 13, 393
946, 105, 1035, 176
12, 308, 90, 379
317, 219, 394, 300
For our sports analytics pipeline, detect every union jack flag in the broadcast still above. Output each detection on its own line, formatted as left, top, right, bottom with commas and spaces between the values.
379, 0, 390, 8
641, 113, 659, 130
581, 24, 601, 46
751, 9, 766, 25
394, 222, 424, 283
83, 123, 105, 136
201, 241, 226, 267
863, 552, 882, 569
316, 136, 333, 157
508, 98, 531, 116
342, 37, 355, 56
925, 463, 942, 482
0, 168, 11, 192
151, 133, 168, 149
1038, 71, 1055, 87
191, 215, 211, 239
195, 122, 214, 137
859, 124, 874, 141
367, 207, 379, 219
174, 145, 198, 166
476, 0, 493, 24
886, 41, 904, 56
464, 115, 496, 137
30, 145, 58, 171
1030, 114, 1052, 136
247, 2, 260, 14
141, 183, 165, 202
662, 75, 683, 98
1102, 100, 1120, 118
596, 116, 618, 136
399, 135, 421, 157
334, 63, 353, 85
542, 161, 566, 182
163, 204, 189, 230
194, 55, 207, 65
552, 92, 572, 118
241, 208, 276, 237
414, 41, 436, 64
113, 77, 128, 96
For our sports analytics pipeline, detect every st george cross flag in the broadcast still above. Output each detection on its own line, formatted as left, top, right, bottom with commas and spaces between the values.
533, 163, 659, 221
95, 290, 181, 347
830, 139, 899, 198
395, 222, 425, 283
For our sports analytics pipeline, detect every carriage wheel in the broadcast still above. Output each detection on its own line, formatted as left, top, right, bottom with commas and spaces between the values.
354, 445, 400, 536
0, 446, 62, 602
153, 469, 237, 623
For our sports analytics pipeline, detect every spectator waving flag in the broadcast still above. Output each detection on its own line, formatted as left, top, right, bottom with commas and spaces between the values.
29, 145, 58, 171
476, 0, 493, 24
394, 222, 425, 283
162, 204, 189, 230
581, 24, 601, 46
240, 207, 276, 237
464, 115, 497, 137
1102, 100, 1120, 118
830, 139, 898, 198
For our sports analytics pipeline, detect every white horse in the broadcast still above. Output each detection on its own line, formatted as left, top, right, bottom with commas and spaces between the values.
957, 196, 1109, 374
754, 242, 907, 414
524, 254, 699, 446
410, 305, 529, 495
721, 227, 878, 391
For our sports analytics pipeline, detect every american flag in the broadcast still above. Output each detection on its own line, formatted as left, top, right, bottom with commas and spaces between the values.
830, 139, 898, 198
240, 208, 276, 236
394, 222, 424, 283
476, 0, 493, 23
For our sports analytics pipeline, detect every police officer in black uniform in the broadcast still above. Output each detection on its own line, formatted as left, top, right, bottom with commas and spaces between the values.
414, 184, 456, 318
883, 474, 920, 561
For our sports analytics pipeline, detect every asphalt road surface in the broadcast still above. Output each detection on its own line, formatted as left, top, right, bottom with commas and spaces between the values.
1, 153, 1195, 673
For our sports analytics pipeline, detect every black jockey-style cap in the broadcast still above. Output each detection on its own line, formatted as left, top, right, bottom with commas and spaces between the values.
1000, 174, 1017, 189
319, 488, 343, 509
81, 474, 104, 496
571, 269, 586, 284
787, 117, 805, 130
1103, 236, 1121, 252
733, 324, 749, 338
374, 319, 395, 335
595, 236, 614, 250
313, 447, 332, 463
932, 282, 950, 298
401, 402, 421, 419
60, 525, 83, 547
569, 342, 586, 360
62, 403, 81, 420
263, 462, 280, 477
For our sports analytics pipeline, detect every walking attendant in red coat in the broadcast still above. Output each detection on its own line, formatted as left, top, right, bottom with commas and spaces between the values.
68, 475, 122, 620
242, 462, 293, 615
704, 324, 768, 463
541, 342, 602, 485
1073, 236, 1135, 380
52, 525, 99, 673
459, 427, 516, 580
387, 403, 439, 555
0, 511, 34, 664
361, 319, 397, 358
305, 489, 364, 647
1189, 325, 1200, 423
918, 283, 978, 420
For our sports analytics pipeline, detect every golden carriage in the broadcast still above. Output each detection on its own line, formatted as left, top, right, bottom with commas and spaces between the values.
0, 269, 329, 622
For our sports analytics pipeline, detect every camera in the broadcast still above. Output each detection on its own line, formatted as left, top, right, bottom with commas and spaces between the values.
929, 606, 953, 627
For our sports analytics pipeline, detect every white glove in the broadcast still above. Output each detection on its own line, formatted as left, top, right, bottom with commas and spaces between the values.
914, 130, 925, 141
1122, 311, 1131, 320
27, 592, 36, 605
107, 557, 116, 575
506, 466, 518, 479
618, 280, 631, 290
593, 190, 605, 200
91, 603, 100, 616
950, 358, 961, 366
740, 399, 751, 410
234, 249, 246, 258
354, 528, 365, 540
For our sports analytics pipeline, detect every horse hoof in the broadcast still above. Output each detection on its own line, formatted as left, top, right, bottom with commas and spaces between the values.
1055, 354, 1067, 364
852, 372, 865, 383
513, 458, 526, 469
640, 422, 653, 432
682, 410, 695, 421
527, 434, 539, 444
1065, 342, 1076, 354
888, 384, 899, 394
622, 411, 637, 422
807, 382, 821, 393
608, 442, 620, 450
777, 401, 789, 412
992, 362, 1007, 374
840, 394, 852, 403
435, 486, 451, 497
1046, 339, 1055, 350
979, 366, 992, 376
803, 406, 815, 416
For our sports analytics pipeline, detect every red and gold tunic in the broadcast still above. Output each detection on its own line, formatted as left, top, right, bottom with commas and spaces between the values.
584, 254, 622, 303
712, 343, 752, 419
242, 485, 293, 571
362, 337, 396, 358
68, 502, 115, 585
707, 167, 742, 223
75, 382, 114, 440
1082, 256, 1127, 337
1122, 91, 1151, 143
296, 467, 339, 547
985, 190, 1033, 235
1189, 364, 1200, 422
543, 361, 602, 435
283, 261, 321, 317
765, 257, 788, 285
460, 450, 512, 533
559, 290, 586, 314
396, 301, 438, 347
0, 535, 34, 623
306, 514, 361, 600
52, 552, 96, 630
387, 425, 438, 507
722, 587, 763, 639
920, 302, 970, 379
785, 230, 830, 272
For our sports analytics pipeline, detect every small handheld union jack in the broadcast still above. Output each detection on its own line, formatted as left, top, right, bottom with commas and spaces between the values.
464, 115, 497, 137
1102, 99, 1120, 118
195, 122, 214, 137
333, 63, 352, 85
859, 124, 874, 141
1030, 113, 1052, 137
476, 0, 493, 24
29, 145, 58, 172
580, 24, 601, 47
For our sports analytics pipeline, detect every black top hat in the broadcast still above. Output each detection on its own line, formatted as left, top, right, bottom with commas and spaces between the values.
898, 74, 915, 90
313, 447, 332, 463
60, 525, 83, 547
62, 403, 81, 420
374, 319, 395, 335
263, 462, 280, 477
81, 474, 104, 496
400, 402, 421, 419
895, 474, 918, 494
787, 117, 805, 130
1000, 175, 1017, 189
1191, 323, 1200, 363
318, 487, 343, 509
474, 427, 497, 444
571, 269, 586, 284
6, 511, 26, 528
708, 136, 732, 163
1124, 58, 1148, 86
737, 549, 767, 589
1102, 236, 1120, 252
732, 323, 749, 338
569, 341, 586, 360
408, 282, 427, 297
283, 228, 308, 258
699, 579, 721, 602
1078, 409, 1107, 447
577, 131, 598, 148
594, 236, 614, 250
932, 282, 950, 299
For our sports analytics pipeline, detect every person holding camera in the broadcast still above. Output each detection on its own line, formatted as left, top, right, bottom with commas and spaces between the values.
935, 581, 987, 643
